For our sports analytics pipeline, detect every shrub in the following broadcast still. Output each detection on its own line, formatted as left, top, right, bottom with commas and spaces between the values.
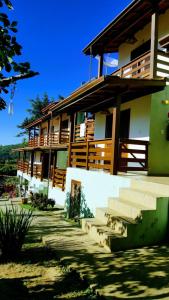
30, 193, 55, 210
1, 192, 9, 199
0, 205, 33, 260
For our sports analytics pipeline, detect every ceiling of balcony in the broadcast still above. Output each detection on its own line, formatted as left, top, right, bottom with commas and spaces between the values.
83, 0, 169, 55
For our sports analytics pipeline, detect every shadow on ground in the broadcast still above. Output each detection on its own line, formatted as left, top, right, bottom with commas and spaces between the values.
29, 210, 169, 300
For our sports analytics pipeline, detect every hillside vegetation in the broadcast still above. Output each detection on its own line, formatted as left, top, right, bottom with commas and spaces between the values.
0, 143, 23, 176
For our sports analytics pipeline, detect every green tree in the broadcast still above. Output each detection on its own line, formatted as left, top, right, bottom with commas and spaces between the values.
17, 93, 54, 137
0, 0, 38, 110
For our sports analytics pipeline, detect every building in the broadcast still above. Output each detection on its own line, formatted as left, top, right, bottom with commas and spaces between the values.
17, 0, 169, 251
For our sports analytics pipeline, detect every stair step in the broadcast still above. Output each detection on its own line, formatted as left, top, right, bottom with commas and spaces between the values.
81, 218, 125, 252
108, 198, 152, 219
131, 178, 169, 196
96, 207, 137, 224
119, 188, 158, 209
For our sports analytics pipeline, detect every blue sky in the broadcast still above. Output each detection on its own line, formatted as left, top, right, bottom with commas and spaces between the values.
1, 0, 131, 145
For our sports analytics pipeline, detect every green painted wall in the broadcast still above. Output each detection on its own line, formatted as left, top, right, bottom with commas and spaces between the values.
56, 150, 68, 169
149, 86, 169, 175
76, 112, 85, 124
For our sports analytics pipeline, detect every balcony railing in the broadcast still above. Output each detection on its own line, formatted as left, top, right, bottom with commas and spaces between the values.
28, 129, 70, 147
118, 138, 149, 172
33, 163, 42, 179
112, 50, 169, 80
69, 138, 149, 173
70, 139, 113, 172
112, 51, 151, 79
52, 168, 67, 191
74, 119, 95, 142
17, 161, 29, 174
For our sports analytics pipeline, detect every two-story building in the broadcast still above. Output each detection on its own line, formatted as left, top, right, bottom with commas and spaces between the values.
17, 0, 169, 252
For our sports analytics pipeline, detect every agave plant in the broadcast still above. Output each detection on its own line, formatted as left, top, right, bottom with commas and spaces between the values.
0, 205, 33, 260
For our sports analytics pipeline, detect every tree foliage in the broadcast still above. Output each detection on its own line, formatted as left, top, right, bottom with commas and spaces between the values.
0, 0, 38, 110
17, 93, 54, 137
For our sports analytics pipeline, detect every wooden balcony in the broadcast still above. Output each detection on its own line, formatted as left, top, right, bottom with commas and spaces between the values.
28, 129, 70, 148
17, 161, 29, 174
74, 119, 95, 142
112, 50, 169, 80
52, 168, 67, 191
118, 139, 149, 172
32, 163, 42, 179
112, 51, 151, 79
69, 139, 113, 172
69, 138, 149, 173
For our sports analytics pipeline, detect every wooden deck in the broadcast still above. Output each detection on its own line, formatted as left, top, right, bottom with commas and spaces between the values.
28, 129, 69, 148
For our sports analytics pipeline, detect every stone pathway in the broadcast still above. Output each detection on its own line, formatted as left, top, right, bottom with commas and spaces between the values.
29, 208, 169, 300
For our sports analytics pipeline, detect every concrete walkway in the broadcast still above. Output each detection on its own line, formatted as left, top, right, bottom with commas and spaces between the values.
28, 208, 169, 300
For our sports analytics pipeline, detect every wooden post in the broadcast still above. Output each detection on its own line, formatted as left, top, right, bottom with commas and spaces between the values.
86, 141, 89, 170
40, 152, 44, 181
68, 113, 76, 167
150, 12, 159, 78
111, 95, 121, 175
58, 114, 62, 144
28, 129, 31, 141
30, 151, 34, 177
52, 152, 56, 187
98, 54, 104, 78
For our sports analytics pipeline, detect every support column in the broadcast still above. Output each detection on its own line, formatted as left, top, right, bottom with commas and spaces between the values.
150, 12, 159, 78
111, 95, 121, 175
68, 113, 76, 167
30, 151, 34, 177
58, 114, 62, 144
98, 54, 104, 78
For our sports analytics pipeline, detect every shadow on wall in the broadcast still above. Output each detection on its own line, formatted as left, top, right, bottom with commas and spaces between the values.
65, 190, 94, 219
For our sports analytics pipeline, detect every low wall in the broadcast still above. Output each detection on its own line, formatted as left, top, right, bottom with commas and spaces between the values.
65, 168, 131, 215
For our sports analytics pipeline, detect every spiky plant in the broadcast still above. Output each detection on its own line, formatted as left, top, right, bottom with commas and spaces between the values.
0, 205, 33, 260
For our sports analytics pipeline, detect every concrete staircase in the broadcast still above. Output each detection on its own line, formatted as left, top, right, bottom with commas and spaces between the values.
82, 179, 169, 252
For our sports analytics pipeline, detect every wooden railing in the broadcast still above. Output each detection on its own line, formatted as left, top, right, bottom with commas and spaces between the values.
33, 163, 42, 179
118, 138, 149, 172
28, 129, 70, 147
17, 161, 29, 174
53, 168, 67, 191
74, 119, 95, 142
112, 51, 151, 79
70, 139, 112, 172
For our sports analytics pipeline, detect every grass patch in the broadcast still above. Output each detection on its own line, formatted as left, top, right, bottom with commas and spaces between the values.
20, 203, 35, 211
0, 239, 102, 300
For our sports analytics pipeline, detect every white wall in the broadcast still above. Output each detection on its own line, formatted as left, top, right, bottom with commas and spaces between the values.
94, 95, 151, 141
121, 95, 151, 140
65, 168, 131, 215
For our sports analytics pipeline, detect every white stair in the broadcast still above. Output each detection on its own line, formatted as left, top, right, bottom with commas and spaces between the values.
82, 183, 169, 252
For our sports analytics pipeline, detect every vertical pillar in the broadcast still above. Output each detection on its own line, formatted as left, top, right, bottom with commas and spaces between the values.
98, 54, 104, 78
58, 114, 62, 144
150, 12, 159, 78
68, 113, 76, 167
111, 95, 121, 175
31, 151, 34, 177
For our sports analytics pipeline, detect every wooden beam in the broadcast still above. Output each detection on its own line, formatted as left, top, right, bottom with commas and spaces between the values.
58, 114, 62, 144
150, 12, 159, 78
41, 151, 44, 181
30, 151, 34, 177
68, 113, 76, 167
111, 96, 121, 175
98, 54, 104, 78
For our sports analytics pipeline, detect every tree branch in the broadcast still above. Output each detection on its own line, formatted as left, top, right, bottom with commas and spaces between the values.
0, 71, 39, 88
